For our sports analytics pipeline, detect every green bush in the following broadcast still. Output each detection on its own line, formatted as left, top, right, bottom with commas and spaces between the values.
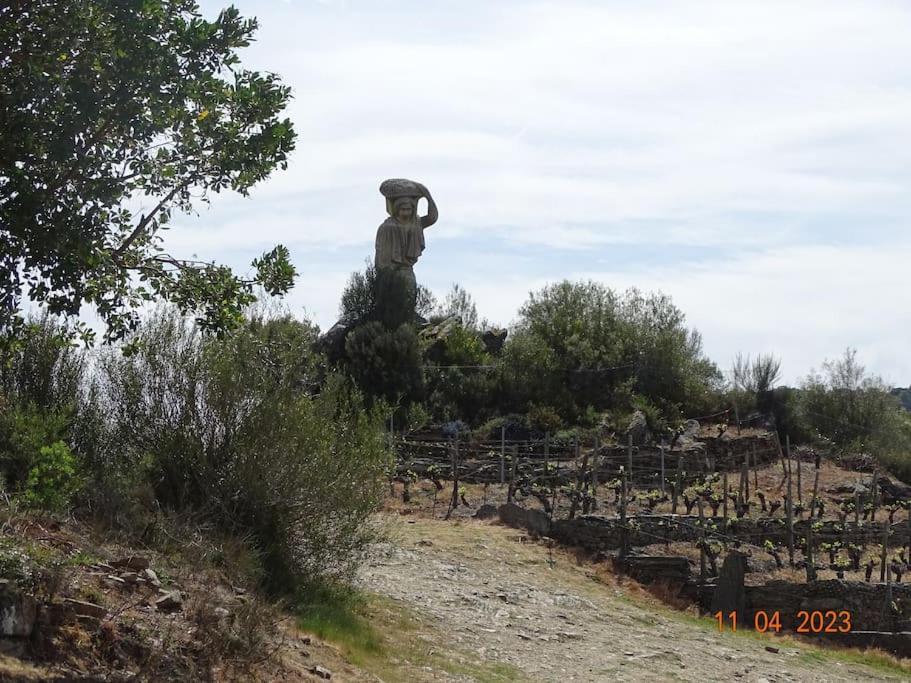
24, 441, 79, 511
344, 321, 423, 406
0, 313, 87, 503
526, 404, 563, 434
0, 312, 86, 412
0, 404, 70, 488
340, 262, 420, 329
87, 306, 392, 589
423, 323, 496, 423
798, 349, 911, 480
498, 281, 722, 423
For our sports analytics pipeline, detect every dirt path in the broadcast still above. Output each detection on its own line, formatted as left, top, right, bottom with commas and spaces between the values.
359, 515, 906, 682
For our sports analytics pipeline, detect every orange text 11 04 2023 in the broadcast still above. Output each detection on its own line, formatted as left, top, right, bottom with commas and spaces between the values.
714, 610, 852, 634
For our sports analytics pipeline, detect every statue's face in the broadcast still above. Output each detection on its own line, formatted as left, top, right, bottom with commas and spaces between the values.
393, 197, 416, 221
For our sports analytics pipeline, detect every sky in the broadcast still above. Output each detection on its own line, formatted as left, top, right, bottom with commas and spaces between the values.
168, 0, 911, 386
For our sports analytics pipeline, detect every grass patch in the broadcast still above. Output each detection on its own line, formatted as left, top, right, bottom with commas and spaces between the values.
797, 645, 911, 676
65, 550, 99, 567
294, 583, 524, 682
295, 584, 384, 661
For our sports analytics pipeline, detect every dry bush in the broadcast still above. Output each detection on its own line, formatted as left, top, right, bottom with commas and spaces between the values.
81, 307, 393, 590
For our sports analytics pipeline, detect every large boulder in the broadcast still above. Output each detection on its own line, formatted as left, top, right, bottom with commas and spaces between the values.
878, 477, 911, 504
418, 315, 461, 363
626, 410, 649, 445
315, 315, 358, 362
0, 585, 37, 637
481, 328, 508, 355
671, 419, 705, 451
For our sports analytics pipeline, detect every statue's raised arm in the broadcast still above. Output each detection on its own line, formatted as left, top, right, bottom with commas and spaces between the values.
415, 182, 438, 229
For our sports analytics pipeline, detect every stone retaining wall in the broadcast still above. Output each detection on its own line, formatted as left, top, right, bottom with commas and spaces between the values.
539, 513, 910, 552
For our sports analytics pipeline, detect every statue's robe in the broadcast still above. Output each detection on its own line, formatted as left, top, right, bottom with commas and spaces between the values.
374, 217, 424, 270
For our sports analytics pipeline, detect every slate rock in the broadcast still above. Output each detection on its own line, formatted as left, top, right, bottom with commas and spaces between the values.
64, 598, 106, 620
111, 555, 150, 571
0, 589, 37, 637
474, 503, 499, 520
154, 590, 183, 612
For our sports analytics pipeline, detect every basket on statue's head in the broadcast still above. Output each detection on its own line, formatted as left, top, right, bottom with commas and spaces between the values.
379, 178, 421, 199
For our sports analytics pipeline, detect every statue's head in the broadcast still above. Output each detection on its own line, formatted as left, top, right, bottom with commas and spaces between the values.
389, 196, 417, 222
380, 179, 421, 223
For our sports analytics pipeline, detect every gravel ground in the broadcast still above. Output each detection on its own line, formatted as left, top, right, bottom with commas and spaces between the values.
359, 515, 907, 683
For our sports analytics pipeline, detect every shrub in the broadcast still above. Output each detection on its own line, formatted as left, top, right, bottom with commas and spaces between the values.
344, 321, 423, 406
0, 404, 70, 489
24, 441, 79, 511
798, 349, 911, 480
499, 281, 722, 423
86, 307, 392, 589
423, 323, 496, 423
0, 312, 86, 412
526, 404, 563, 434
0, 313, 86, 502
340, 262, 420, 329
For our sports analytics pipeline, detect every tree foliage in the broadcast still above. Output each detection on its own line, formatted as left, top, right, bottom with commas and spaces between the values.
344, 322, 423, 406
731, 353, 782, 395
499, 281, 721, 422
800, 348, 908, 449
1, 0, 297, 343
88, 307, 390, 588
438, 283, 478, 329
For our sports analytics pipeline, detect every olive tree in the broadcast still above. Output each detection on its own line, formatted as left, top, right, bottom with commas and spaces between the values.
1, 0, 296, 344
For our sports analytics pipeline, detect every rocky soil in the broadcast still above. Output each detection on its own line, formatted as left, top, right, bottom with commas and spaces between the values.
360, 515, 907, 682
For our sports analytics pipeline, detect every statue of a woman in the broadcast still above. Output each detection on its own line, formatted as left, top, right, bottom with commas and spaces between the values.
374, 179, 438, 311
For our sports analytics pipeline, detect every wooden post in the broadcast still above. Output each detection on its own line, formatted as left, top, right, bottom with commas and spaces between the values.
855, 490, 861, 525
776, 433, 788, 486
673, 454, 684, 514
698, 496, 706, 584
881, 521, 889, 583
871, 470, 880, 522
793, 436, 802, 504
568, 439, 583, 519
743, 451, 750, 503
737, 450, 745, 509
579, 441, 591, 514
752, 443, 758, 490
786, 453, 795, 566
447, 436, 460, 517
499, 426, 506, 485
810, 459, 820, 518
544, 431, 550, 480
659, 444, 666, 496
507, 444, 518, 504
627, 432, 633, 482
885, 561, 893, 632
592, 437, 600, 511
806, 524, 816, 582
723, 471, 729, 520
619, 467, 629, 559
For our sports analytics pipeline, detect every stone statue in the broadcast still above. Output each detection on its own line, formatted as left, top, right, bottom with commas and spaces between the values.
374, 178, 438, 306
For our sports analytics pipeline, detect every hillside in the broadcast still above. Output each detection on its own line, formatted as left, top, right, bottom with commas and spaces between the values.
358, 514, 906, 681
6, 504, 911, 681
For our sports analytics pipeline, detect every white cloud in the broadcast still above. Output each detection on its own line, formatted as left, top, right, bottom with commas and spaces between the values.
168, 0, 911, 382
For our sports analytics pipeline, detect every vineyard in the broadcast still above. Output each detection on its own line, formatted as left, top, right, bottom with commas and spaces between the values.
391, 423, 911, 655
